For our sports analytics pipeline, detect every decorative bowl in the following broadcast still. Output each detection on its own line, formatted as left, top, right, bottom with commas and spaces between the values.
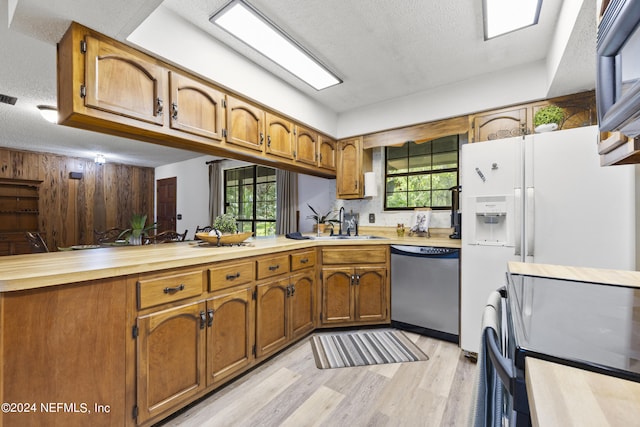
196, 231, 253, 245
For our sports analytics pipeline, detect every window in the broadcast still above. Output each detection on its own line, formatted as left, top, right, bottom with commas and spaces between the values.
385, 135, 459, 210
224, 165, 276, 236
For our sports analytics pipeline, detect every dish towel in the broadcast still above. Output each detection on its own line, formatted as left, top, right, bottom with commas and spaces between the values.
469, 290, 504, 427
285, 232, 311, 240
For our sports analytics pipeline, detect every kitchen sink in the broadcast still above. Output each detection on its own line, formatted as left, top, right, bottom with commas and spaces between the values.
311, 235, 387, 240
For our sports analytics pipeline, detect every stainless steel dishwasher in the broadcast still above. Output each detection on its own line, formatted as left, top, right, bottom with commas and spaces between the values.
390, 245, 460, 343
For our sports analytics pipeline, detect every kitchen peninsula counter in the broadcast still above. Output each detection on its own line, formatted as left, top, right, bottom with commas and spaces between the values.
0, 233, 460, 292
0, 232, 458, 427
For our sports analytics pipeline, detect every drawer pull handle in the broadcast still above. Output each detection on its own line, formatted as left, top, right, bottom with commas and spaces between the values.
226, 272, 241, 280
163, 284, 185, 294
300, 258, 309, 264
268, 264, 280, 271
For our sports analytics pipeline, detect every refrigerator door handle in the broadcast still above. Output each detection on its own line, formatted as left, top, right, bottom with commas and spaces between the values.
526, 187, 535, 257
514, 188, 522, 256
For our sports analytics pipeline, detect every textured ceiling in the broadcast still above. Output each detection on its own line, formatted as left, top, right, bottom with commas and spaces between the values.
0, 0, 596, 167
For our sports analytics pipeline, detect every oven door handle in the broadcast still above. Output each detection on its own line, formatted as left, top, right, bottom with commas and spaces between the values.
485, 327, 516, 395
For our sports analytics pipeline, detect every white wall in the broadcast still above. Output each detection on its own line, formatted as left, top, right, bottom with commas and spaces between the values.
155, 155, 214, 239
156, 154, 336, 235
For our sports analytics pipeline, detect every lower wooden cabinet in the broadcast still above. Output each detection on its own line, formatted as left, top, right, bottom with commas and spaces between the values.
136, 301, 207, 424
255, 269, 315, 358
320, 266, 387, 325
207, 286, 254, 386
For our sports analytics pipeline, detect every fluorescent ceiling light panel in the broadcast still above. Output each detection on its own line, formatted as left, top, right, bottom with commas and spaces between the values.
210, 0, 341, 90
483, 0, 542, 40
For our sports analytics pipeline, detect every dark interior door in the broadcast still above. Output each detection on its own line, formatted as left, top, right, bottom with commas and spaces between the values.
156, 177, 177, 231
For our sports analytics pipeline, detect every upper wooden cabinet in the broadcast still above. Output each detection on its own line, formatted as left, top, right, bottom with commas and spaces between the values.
84, 35, 166, 125
471, 106, 527, 142
225, 95, 265, 152
336, 137, 367, 199
57, 23, 335, 179
265, 112, 294, 159
169, 71, 225, 141
294, 124, 318, 166
470, 91, 597, 143
318, 135, 337, 171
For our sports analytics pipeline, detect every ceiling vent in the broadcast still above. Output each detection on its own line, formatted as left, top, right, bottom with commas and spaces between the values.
0, 94, 18, 105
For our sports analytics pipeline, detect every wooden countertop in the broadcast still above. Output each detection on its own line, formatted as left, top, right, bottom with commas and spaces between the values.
508, 261, 640, 289
526, 357, 640, 427
0, 233, 460, 292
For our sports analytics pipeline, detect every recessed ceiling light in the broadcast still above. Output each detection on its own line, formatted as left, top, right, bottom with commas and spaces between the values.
483, 0, 542, 40
210, 0, 341, 91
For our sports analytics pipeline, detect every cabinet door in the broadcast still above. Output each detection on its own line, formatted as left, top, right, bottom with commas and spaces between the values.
137, 301, 207, 424
336, 137, 363, 199
226, 95, 265, 152
289, 270, 315, 339
355, 267, 387, 322
294, 124, 318, 166
472, 107, 527, 142
207, 287, 253, 387
255, 280, 289, 357
84, 35, 166, 125
318, 135, 337, 171
266, 112, 294, 159
321, 267, 355, 324
169, 71, 225, 141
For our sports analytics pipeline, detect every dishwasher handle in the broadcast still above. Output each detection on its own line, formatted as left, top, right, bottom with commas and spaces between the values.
390, 245, 459, 259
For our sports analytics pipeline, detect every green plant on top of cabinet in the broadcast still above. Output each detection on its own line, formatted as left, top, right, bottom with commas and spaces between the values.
169, 71, 225, 141
294, 124, 318, 166
265, 112, 295, 159
225, 95, 265, 152
83, 35, 166, 126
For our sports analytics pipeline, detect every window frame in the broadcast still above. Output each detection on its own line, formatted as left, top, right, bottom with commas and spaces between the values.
384, 136, 459, 211
223, 165, 277, 236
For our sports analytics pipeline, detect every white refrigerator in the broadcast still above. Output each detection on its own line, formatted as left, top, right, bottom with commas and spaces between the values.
460, 125, 639, 354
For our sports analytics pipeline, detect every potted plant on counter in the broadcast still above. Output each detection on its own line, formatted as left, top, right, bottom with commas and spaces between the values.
119, 213, 156, 245
306, 204, 338, 234
212, 213, 238, 235
534, 105, 565, 133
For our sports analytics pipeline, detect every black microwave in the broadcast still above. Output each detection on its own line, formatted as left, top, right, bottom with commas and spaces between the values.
597, 0, 640, 138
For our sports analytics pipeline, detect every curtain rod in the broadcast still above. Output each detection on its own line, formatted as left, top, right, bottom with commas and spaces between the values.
205, 159, 224, 165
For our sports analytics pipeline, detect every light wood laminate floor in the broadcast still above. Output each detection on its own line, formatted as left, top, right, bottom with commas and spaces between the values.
158, 331, 477, 427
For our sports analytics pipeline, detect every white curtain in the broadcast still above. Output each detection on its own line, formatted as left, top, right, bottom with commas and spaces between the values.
208, 160, 223, 225
276, 169, 298, 234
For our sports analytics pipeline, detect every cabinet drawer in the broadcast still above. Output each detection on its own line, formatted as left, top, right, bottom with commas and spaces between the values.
138, 270, 203, 309
291, 250, 316, 271
322, 247, 387, 264
256, 254, 290, 279
208, 261, 255, 291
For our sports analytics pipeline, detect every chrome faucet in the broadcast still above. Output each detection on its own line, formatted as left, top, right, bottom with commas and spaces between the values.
338, 207, 345, 235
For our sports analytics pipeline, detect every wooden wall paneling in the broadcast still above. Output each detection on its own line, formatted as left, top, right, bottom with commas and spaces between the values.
0, 147, 154, 251
93, 162, 108, 234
